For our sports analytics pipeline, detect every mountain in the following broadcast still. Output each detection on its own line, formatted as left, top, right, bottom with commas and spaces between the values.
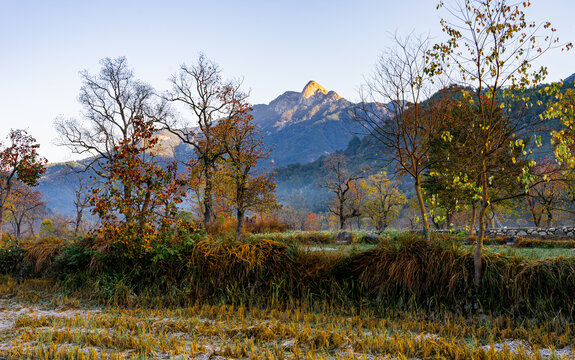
37, 75, 575, 216
252, 81, 360, 166
38, 82, 359, 215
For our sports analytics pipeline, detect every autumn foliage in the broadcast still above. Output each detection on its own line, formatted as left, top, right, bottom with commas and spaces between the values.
90, 117, 186, 256
0, 129, 47, 234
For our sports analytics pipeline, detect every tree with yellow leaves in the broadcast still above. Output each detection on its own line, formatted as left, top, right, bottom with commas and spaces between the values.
427, 0, 571, 289
359, 173, 406, 232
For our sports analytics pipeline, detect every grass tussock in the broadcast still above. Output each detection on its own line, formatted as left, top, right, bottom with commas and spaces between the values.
249, 231, 336, 245
21, 236, 69, 273
353, 236, 473, 306
191, 237, 289, 287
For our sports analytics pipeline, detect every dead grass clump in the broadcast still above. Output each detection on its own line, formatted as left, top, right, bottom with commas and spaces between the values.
289, 248, 347, 299
352, 235, 473, 305
510, 257, 575, 314
259, 231, 336, 245
21, 236, 69, 273
191, 237, 290, 289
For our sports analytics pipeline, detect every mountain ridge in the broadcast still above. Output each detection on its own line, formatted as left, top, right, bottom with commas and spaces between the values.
251, 80, 358, 165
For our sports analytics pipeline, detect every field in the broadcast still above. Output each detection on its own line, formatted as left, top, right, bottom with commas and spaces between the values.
0, 276, 574, 360
1, 232, 575, 359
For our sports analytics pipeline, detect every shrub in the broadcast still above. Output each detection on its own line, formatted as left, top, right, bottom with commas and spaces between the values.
0, 234, 25, 276
5, 229, 575, 318
245, 215, 288, 234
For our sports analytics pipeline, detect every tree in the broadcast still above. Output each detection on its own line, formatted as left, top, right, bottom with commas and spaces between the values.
354, 34, 441, 239
55, 57, 179, 240
359, 173, 406, 232
422, 87, 530, 233
345, 181, 366, 230
72, 179, 91, 235
420, 86, 479, 231
277, 194, 312, 231
90, 116, 186, 251
3, 181, 46, 238
321, 153, 363, 230
548, 87, 575, 169
427, 0, 571, 289
55, 57, 167, 174
161, 54, 248, 228
0, 129, 47, 234
222, 110, 277, 239
525, 161, 566, 227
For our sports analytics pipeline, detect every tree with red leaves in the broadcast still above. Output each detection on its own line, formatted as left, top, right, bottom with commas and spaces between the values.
0, 129, 47, 234
90, 116, 186, 254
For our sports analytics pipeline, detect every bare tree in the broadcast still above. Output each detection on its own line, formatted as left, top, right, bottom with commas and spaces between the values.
278, 195, 312, 231
4, 182, 46, 238
321, 153, 363, 230
353, 34, 440, 239
54, 57, 168, 224
72, 179, 91, 235
160, 54, 249, 227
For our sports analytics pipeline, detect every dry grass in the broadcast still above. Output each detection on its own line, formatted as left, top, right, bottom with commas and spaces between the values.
21, 237, 69, 273
4, 232, 575, 319
0, 278, 573, 359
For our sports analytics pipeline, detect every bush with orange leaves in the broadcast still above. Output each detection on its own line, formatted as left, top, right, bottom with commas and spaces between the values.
244, 214, 288, 234
204, 213, 238, 235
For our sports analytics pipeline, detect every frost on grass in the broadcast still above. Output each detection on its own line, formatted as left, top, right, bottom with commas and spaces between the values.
481, 339, 573, 359
1, 295, 574, 359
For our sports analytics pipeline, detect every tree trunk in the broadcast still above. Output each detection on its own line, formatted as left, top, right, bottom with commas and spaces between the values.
474, 156, 489, 291
15, 215, 22, 238
339, 200, 345, 230
75, 210, 83, 235
445, 211, 452, 230
0, 203, 4, 235
414, 178, 431, 240
474, 203, 487, 291
0, 190, 9, 235
470, 205, 477, 236
203, 167, 216, 227
123, 184, 133, 224
236, 208, 244, 240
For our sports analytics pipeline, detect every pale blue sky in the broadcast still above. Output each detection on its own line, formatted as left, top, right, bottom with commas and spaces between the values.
1, 0, 574, 162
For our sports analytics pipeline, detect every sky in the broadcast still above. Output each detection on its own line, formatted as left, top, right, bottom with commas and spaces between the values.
1, 0, 574, 163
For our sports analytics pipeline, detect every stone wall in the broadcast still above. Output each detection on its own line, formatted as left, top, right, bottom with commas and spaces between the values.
486, 227, 575, 238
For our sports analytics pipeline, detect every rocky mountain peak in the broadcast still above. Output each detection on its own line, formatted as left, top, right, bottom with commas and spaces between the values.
301, 80, 328, 99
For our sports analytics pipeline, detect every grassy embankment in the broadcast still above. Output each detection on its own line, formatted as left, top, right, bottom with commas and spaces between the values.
1, 230, 575, 358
